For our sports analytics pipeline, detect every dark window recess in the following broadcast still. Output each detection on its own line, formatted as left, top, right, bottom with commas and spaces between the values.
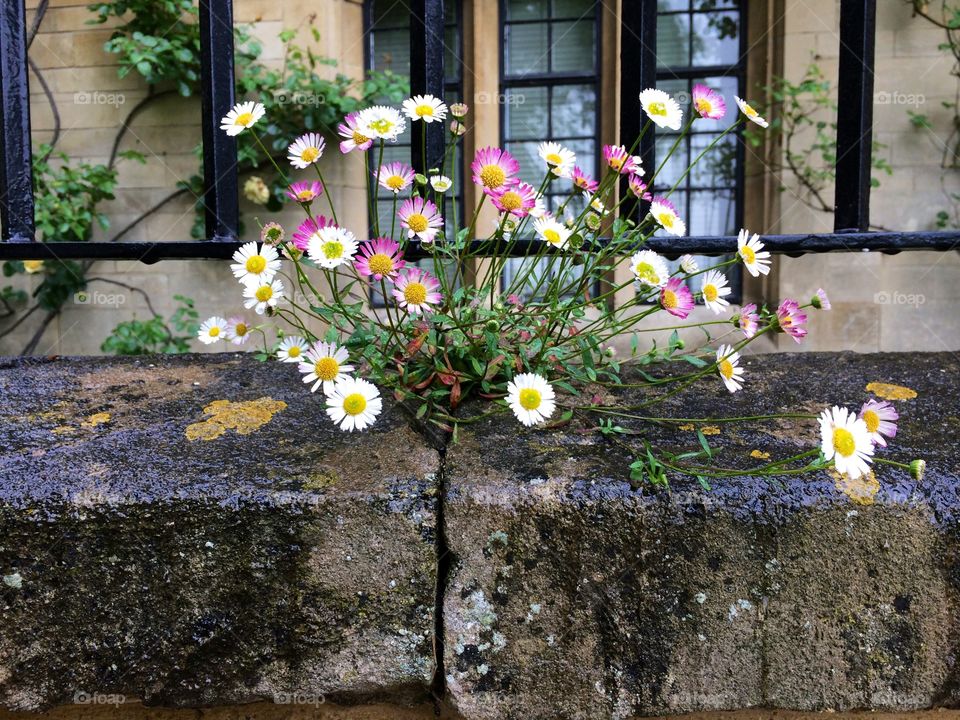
1, 0, 957, 263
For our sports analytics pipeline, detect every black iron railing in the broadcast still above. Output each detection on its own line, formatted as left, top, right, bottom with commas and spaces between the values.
0, 0, 958, 263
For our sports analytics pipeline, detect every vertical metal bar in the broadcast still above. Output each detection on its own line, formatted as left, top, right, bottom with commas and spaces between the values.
410, 0, 445, 175
619, 0, 657, 222
198, 0, 238, 242
0, 0, 35, 243
834, 0, 876, 232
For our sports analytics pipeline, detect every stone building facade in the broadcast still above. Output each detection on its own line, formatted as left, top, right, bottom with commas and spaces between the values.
2, 0, 958, 355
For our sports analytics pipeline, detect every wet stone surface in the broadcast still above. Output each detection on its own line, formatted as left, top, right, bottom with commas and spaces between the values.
443, 352, 960, 720
0, 354, 440, 711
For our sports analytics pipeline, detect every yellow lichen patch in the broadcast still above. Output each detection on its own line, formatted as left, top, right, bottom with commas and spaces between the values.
701, 426, 721, 436
831, 468, 880, 505
81, 412, 111, 428
750, 449, 771, 460
678, 424, 695, 431
865, 382, 917, 400
186, 397, 287, 441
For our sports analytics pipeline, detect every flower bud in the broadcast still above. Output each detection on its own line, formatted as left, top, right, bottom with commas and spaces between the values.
811, 288, 831, 310
450, 102, 469, 118
585, 213, 601, 231
243, 176, 270, 205
485, 319, 499, 332
450, 120, 466, 136
414, 173, 428, 186
603, 346, 616, 359
910, 459, 926, 481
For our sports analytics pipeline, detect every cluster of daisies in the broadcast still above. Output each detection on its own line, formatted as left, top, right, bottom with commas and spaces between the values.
819, 400, 903, 480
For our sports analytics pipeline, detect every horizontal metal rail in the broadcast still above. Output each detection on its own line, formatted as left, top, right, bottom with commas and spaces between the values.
1, 231, 955, 264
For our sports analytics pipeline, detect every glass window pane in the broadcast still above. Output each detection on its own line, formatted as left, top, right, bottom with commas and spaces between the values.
690, 133, 736, 187
550, 20, 595, 73
691, 11, 740, 65
370, 29, 409, 74
688, 189, 735, 236
505, 22, 550, 75
504, 140, 541, 181
654, 135, 689, 188
551, 84, 596, 138
657, 0, 689, 10
372, 0, 409, 27
506, 0, 549, 20
552, 0, 596, 18
656, 13, 689, 68
505, 86, 547, 139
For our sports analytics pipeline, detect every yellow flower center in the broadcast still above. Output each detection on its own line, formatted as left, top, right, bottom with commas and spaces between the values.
255, 285, 273, 302
719, 359, 734, 379
287, 345, 301, 358
635, 262, 660, 285
662, 289, 678, 309
352, 130, 370, 145
740, 245, 756, 264
545, 152, 563, 165
343, 392, 367, 416
657, 212, 674, 228
245, 255, 267, 274
314, 357, 340, 381
407, 213, 429, 233
322, 240, 344, 259
499, 191, 522, 211
704, 284, 718, 302
696, 98, 713, 115
300, 146, 320, 163
648, 101, 667, 116
234, 323, 248, 337
833, 427, 856, 457
544, 229, 561, 245
862, 409, 880, 434
609, 157, 624, 170
415, 104, 434, 117
518, 388, 542, 411
367, 253, 394, 276
234, 112, 254, 126
386, 175, 406, 191
297, 190, 315, 202
404, 282, 428, 306
743, 103, 758, 117
369, 118, 394, 135
209, 326, 220, 337
480, 164, 506, 188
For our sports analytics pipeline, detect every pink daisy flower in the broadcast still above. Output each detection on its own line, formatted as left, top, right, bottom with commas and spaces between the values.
572, 166, 598, 194
814, 288, 831, 310
376, 161, 415, 194
291, 215, 335, 252
628, 174, 652, 201
354, 237, 405, 281
776, 299, 808, 343
286, 180, 323, 204
392, 267, 443, 314
859, 399, 899, 447
398, 196, 443, 243
603, 144, 642, 175
471, 146, 520, 195
337, 111, 373, 153
490, 181, 538, 217
660, 277, 694, 319
737, 303, 761, 338
691, 83, 727, 120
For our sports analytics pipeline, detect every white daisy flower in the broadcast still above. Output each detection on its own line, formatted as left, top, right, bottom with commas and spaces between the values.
225, 316, 253, 346
198, 316, 228, 345
700, 270, 732, 314
299, 341, 354, 394
735, 96, 769, 128
679, 254, 699, 274
529, 194, 548, 219
430, 175, 453, 192
716, 344, 744, 393
277, 336, 310, 363
307, 226, 359, 269
819, 406, 874, 480
649, 197, 686, 237
242, 278, 284, 315
507, 373, 556, 427
357, 105, 406, 140
402, 94, 448, 123
326, 377, 383, 431
737, 228, 771, 277
639, 88, 683, 130
537, 141, 576, 178
630, 250, 670, 288
220, 101, 265, 136
230, 241, 281, 285
287, 132, 326, 169
534, 217, 572, 249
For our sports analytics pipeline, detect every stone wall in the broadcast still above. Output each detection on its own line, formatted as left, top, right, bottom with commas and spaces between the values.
1, 351, 958, 719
